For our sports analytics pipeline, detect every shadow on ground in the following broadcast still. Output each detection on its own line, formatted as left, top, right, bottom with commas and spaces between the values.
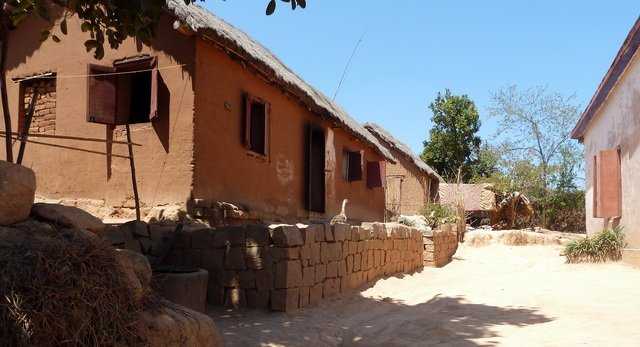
209, 293, 552, 346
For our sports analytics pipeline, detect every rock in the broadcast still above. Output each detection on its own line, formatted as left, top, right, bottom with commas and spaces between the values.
114, 249, 152, 302
0, 161, 36, 225
144, 205, 190, 225
137, 300, 223, 347
31, 203, 105, 233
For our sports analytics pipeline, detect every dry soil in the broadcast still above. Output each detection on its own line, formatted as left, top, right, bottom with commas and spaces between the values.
209, 244, 640, 346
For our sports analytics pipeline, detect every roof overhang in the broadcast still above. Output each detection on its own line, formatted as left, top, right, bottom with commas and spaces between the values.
571, 16, 640, 142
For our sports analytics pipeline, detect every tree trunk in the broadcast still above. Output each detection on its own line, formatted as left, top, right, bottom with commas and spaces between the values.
0, 24, 13, 163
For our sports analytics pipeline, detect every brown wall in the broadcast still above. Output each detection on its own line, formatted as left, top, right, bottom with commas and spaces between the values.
384, 153, 433, 216
1, 14, 196, 212
192, 40, 385, 223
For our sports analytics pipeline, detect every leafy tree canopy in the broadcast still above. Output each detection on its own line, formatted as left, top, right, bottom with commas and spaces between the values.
421, 89, 482, 182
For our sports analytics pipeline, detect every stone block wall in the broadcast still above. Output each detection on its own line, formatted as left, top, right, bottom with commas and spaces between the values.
423, 224, 459, 267
162, 222, 424, 312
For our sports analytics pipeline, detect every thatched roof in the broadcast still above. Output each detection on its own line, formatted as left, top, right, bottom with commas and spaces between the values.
167, 0, 395, 162
364, 123, 444, 182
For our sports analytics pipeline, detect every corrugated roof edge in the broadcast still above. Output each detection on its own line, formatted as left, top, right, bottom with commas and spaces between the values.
166, 0, 395, 162
364, 122, 445, 183
571, 16, 640, 141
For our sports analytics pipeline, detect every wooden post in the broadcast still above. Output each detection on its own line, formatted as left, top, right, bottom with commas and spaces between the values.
125, 124, 141, 221
1, 25, 13, 163
16, 89, 38, 164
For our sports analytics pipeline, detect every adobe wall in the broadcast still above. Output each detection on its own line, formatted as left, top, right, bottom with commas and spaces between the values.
582, 51, 640, 266
1, 13, 196, 214
164, 222, 424, 312
422, 224, 459, 268
384, 154, 433, 217
191, 39, 386, 223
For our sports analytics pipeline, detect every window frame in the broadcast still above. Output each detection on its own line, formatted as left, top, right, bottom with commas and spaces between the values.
343, 149, 363, 182
86, 56, 158, 125
243, 93, 271, 159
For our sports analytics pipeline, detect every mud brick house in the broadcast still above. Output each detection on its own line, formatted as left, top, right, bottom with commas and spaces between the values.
364, 123, 443, 217
0, 0, 395, 224
571, 17, 640, 267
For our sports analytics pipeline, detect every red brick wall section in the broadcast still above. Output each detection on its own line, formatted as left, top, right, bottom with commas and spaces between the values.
20, 79, 57, 135
162, 222, 424, 312
422, 224, 459, 268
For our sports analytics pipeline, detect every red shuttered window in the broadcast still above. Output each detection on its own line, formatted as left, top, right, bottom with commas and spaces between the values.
594, 149, 621, 218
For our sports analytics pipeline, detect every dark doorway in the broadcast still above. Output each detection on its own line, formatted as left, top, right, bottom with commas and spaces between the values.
306, 125, 326, 213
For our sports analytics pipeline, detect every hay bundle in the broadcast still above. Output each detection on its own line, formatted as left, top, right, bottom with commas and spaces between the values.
0, 222, 146, 346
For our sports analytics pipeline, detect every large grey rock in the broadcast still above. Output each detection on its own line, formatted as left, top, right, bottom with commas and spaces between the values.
0, 161, 36, 225
31, 203, 105, 233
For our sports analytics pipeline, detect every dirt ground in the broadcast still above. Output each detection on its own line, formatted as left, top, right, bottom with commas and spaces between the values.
209, 244, 640, 346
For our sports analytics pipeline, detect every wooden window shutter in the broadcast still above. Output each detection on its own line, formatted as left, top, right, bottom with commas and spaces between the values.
149, 58, 159, 121
593, 155, 600, 218
243, 94, 251, 148
87, 64, 117, 124
264, 101, 270, 157
367, 161, 383, 188
306, 125, 326, 212
596, 149, 621, 218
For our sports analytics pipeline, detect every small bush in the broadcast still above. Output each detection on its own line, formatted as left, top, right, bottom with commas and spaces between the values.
421, 203, 457, 229
564, 227, 625, 263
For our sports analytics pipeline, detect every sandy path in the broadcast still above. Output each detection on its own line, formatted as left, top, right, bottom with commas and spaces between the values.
209, 244, 640, 346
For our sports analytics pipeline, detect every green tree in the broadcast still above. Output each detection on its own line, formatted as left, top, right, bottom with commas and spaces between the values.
1, 0, 306, 162
421, 89, 482, 182
488, 85, 582, 226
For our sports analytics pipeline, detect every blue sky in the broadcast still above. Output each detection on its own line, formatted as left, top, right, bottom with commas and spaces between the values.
204, 1, 638, 154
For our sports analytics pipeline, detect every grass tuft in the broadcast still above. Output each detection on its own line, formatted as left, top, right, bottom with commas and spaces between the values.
564, 226, 625, 263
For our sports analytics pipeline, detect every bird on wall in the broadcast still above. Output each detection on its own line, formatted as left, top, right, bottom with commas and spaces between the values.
331, 199, 349, 225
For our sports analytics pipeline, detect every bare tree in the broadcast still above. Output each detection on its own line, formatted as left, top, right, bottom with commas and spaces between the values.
488, 85, 581, 225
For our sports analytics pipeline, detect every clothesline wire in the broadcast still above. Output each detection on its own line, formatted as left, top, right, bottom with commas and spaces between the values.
13, 64, 187, 82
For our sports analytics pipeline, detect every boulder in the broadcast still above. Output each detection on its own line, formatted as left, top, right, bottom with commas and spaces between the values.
144, 205, 190, 225
31, 203, 105, 233
114, 249, 152, 303
0, 161, 36, 225
137, 300, 223, 347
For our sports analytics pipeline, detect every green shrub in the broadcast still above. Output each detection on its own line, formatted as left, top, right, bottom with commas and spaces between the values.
421, 203, 457, 229
564, 227, 625, 263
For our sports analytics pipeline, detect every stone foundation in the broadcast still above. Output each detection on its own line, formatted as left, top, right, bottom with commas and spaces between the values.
423, 224, 459, 267
162, 222, 424, 312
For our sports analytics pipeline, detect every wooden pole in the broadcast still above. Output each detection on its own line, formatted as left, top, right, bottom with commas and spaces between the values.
1, 24, 13, 163
16, 89, 38, 164
125, 124, 141, 221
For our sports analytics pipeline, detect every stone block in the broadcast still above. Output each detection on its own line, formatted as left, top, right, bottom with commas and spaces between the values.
324, 224, 335, 242
299, 286, 310, 309
326, 261, 338, 278
300, 244, 312, 265
271, 288, 299, 312
351, 226, 361, 241
332, 223, 349, 241
314, 224, 326, 242
275, 260, 302, 288
270, 225, 303, 247
272, 247, 301, 260
310, 242, 321, 265
324, 278, 340, 298
315, 263, 326, 284
302, 266, 315, 287
346, 255, 354, 274
225, 247, 246, 270
309, 283, 323, 306
353, 253, 362, 272
226, 226, 246, 246
298, 224, 320, 245
255, 269, 274, 291
212, 230, 230, 248
239, 270, 256, 289
245, 225, 269, 247
338, 260, 347, 277
246, 289, 270, 309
